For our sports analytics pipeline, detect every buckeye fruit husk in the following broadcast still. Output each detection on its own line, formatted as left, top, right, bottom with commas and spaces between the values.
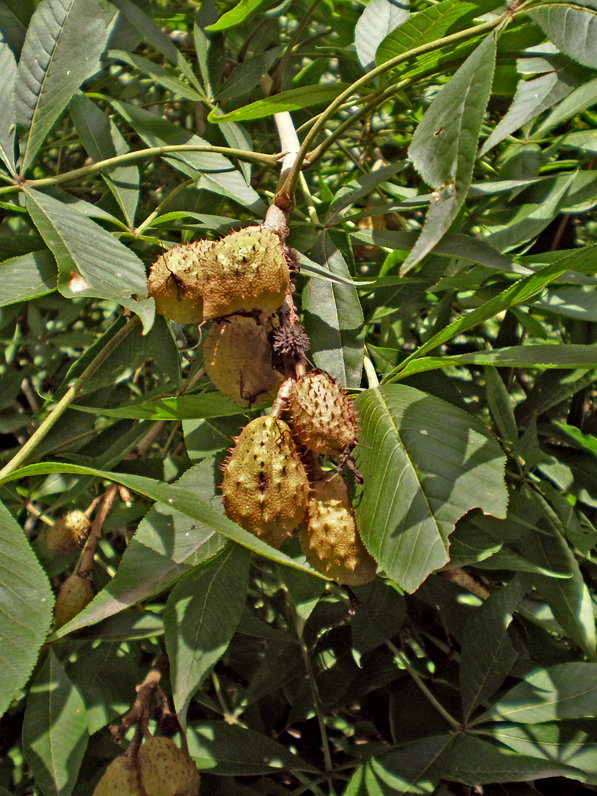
148, 240, 214, 324
137, 736, 200, 796
221, 416, 310, 548
92, 755, 145, 796
54, 574, 95, 629
287, 370, 357, 458
200, 227, 290, 319
203, 316, 283, 407
298, 475, 376, 586
46, 509, 90, 554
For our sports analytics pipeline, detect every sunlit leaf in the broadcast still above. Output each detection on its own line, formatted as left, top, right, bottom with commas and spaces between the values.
0, 499, 53, 719
402, 33, 496, 274
354, 384, 508, 592
15, 0, 112, 174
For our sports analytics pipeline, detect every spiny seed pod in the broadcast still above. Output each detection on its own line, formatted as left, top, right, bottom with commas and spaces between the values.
54, 574, 95, 629
148, 240, 214, 324
287, 370, 358, 458
271, 323, 310, 359
46, 509, 90, 555
203, 316, 283, 407
221, 416, 310, 548
201, 227, 290, 319
93, 756, 144, 796
299, 476, 376, 586
138, 736, 200, 796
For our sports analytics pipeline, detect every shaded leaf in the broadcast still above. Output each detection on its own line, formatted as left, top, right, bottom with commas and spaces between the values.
183, 415, 244, 460
484, 172, 575, 252
187, 720, 318, 774
353, 385, 508, 592
22, 649, 88, 796
493, 720, 597, 783
351, 580, 406, 654
110, 0, 179, 63
460, 577, 524, 720
521, 526, 596, 660
355, 0, 409, 71
485, 365, 518, 446
68, 641, 140, 734
0, 249, 56, 306
0, 498, 53, 718
302, 233, 364, 387
444, 734, 586, 785
15, 0, 112, 174
484, 661, 597, 723
402, 32, 496, 274
165, 544, 250, 729
0, 0, 33, 56
345, 735, 453, 795
25, 188, 154, 331
216, 47, 282, 102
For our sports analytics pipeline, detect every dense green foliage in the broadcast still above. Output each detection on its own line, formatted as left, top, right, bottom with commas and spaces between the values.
3, 0, 597, 793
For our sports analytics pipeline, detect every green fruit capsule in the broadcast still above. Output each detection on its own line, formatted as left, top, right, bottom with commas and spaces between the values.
138, 737, 200, 796
200, 227, 290, 319
221, 416, 310, 548
54, 574, 95, 629
203, 316, 282, 407
93, 756, 144, 796
299, 476, 376, 586
46, 509, 90, 555
288, 370, 357, 458
148, 240, 214, 324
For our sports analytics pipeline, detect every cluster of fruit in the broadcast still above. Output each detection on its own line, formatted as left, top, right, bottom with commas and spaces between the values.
221, 372, 376, 585
149, 225, 376, 586
93, 736, 200, 796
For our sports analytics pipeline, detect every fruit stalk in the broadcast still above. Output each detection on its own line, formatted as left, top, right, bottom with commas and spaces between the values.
75, 484, 119, 578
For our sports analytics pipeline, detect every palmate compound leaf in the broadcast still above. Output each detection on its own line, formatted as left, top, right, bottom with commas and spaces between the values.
401, 31, 496, 275
353, 385, 508, 592
0, 498, 53, 719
